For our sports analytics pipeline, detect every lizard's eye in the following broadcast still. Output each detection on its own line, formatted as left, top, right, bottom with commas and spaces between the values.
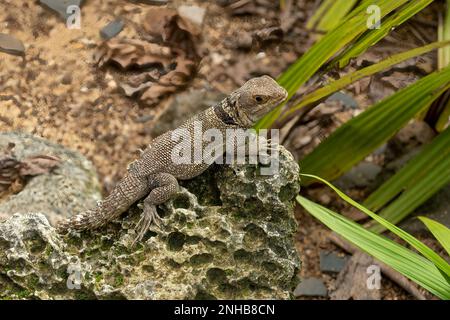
254, 95, 267, 104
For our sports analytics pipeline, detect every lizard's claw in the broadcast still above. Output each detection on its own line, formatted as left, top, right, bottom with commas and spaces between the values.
133, 204, 162, 244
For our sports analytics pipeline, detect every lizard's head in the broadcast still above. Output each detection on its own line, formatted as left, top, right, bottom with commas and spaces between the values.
231, 75, 288, 127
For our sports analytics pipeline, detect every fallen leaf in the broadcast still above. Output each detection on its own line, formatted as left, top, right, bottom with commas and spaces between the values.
95, 39, 172, 69
142, 7, 178, 42
96, 6, 200, 107
0, 145, 60, 197
19, 155, 61, 176
140, 56, 196, 105
254, 26, 284, 44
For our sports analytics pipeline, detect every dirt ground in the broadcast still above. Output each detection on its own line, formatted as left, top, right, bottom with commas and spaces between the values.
0, 0, 445, 299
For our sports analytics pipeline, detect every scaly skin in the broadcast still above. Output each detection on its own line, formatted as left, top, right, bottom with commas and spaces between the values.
58, 76, 288, 241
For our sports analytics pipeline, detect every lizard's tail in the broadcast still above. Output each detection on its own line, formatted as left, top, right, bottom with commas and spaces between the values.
57, 173, 149, 232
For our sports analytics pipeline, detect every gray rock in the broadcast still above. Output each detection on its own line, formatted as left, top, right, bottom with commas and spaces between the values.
294, 277, 327, 297
0, 142, 301, 299
0, 132, 101, 226
235, 32, 253, 50
100, 19, 124, 40
320, 251, 348, 273
0, 33, 25, 56
327, 92, 358, 109
39, 0, 83, 20
336, 162, 382, 189
61, 73, 73, 85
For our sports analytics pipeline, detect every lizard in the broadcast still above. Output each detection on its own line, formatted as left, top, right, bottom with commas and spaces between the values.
57, 75, 288, 241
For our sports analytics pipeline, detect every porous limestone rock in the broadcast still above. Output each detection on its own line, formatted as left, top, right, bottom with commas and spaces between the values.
0, 140, 301, 299
0, 132, 101, 225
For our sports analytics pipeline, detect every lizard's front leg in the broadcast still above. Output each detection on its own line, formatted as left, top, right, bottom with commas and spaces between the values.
134, 173, 179, 242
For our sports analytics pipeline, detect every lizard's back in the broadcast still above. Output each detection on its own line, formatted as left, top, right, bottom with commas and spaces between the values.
135, 107, 231, 180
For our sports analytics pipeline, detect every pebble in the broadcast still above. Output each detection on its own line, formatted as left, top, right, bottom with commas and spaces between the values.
256, 52, 266, 59
319, 193, 331, 205
100, 19, 124, 40
211, 52, 224, 65
61, 73, 73, 85
327, 91, 359, 109
107, 80, 117, 90
320, 251, 348, 273
0, 33, 25, 56
79, 38, 96, 48
236, 32, 253, 49
39, 0, 83, 19
336, 162, 382, 189
294, 277, 328, 297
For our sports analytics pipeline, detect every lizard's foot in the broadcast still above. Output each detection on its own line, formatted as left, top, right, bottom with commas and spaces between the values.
133, 204, 162, 244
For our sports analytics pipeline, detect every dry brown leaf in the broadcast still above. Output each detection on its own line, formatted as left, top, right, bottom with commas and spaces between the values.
19, 155, 61, 176
142, 6, 203, 42
96, 6, 200, 107
96, 39, 173, 69
254, 27, 284, 44
141, 6, 200, 60
140, 56, 196, 105
0, 144, 60, 197
159, 56, 196, 86
142, 7, 178, 42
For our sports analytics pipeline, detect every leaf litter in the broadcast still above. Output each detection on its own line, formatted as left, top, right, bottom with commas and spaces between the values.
94, 6, 200, 107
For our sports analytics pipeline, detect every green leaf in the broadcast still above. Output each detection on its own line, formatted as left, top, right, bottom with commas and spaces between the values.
436, 98, 450, 132
364, 127, 450, 233
300, 66, 450, 186
334, 0, 434, 68
281, 40, 450, 121
300, 173, 450, 278
315, 0, 359, 32
419, 217, 450, 256
438, 0, 450, 70
255, 0, 412, 130
436, 0, 450, 132
297, 195, 450, 299
306, 0, 335, 30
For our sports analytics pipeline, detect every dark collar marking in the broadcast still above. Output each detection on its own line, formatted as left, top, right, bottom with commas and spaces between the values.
214, 101, 238, 125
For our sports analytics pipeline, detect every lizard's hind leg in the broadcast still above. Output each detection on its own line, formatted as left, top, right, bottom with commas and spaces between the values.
134, 173, 179, 243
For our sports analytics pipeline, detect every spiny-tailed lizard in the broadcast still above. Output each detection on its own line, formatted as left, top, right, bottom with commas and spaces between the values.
58, 76, 288, 241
